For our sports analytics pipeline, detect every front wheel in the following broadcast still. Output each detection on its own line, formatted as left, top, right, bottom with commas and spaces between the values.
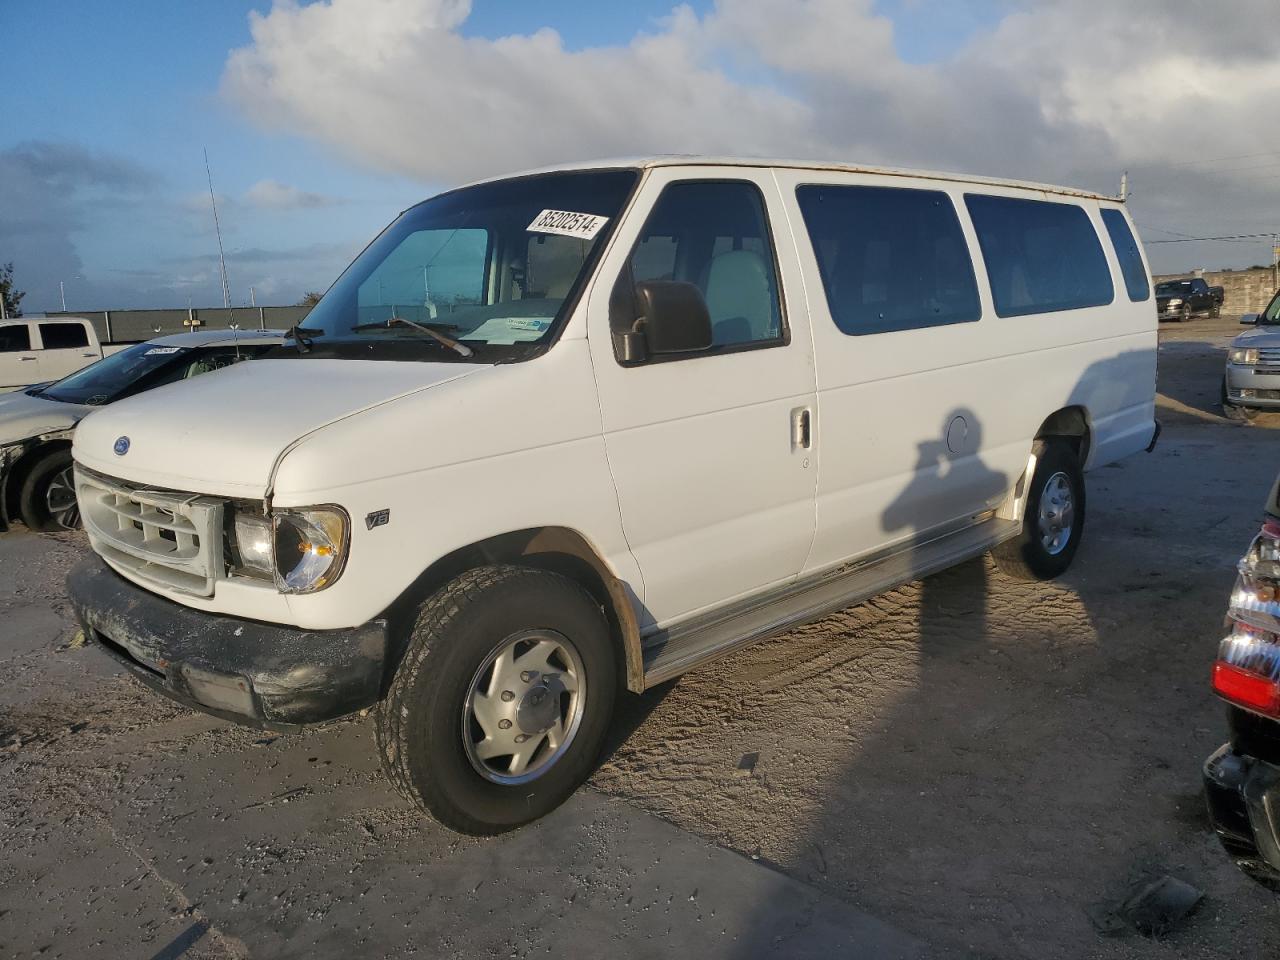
18, 448, 80, 531
992, 440, 1085, 581
376, 565, 617, 834
1211, 303, 1222, 319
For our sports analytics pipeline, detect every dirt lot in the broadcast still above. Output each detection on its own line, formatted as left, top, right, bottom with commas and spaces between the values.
2, 314, 1278, 958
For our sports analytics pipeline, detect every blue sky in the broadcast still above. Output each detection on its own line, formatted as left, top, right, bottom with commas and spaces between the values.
3, 1, 1274, 312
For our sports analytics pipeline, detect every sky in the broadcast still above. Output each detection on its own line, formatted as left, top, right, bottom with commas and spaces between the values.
3, 0, 1280, 314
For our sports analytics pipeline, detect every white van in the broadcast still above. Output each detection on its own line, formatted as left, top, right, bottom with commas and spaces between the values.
67, 157, 1158, 833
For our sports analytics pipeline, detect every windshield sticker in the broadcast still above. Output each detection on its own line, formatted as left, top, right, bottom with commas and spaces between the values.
144, 347, 182, 355
527, 209, 609, 240
466, 317, 552, 345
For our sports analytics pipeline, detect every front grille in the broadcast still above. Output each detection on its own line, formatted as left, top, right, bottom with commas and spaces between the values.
76, 468, 225, 596
1256, 348, 1280, 368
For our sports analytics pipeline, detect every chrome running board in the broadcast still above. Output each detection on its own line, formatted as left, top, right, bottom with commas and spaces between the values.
640, 515, 1021, 688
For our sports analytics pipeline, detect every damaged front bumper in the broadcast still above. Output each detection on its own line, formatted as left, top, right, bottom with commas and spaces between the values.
67, 555, 389, 729
1203, 743, 1280, 889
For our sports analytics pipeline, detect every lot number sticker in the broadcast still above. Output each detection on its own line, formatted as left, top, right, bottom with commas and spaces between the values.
527, 209, 609, 240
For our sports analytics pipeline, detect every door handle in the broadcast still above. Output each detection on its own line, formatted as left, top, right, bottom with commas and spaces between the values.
790, 406, 812, 450
19, 356, 36, 361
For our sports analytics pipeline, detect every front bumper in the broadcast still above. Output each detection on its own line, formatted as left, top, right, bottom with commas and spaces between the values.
1225, 366, 1280, 409
67, 555, 389, 728
1203, 744, 1280, 889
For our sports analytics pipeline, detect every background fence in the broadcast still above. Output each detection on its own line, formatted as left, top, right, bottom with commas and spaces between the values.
39, 305, 313, 343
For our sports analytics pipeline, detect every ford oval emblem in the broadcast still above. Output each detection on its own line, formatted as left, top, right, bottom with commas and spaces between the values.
113, 436, 130, 456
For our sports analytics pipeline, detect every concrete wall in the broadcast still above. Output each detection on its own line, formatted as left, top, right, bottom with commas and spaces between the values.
40, 305, 312, 343
1153, 267, 1279, 316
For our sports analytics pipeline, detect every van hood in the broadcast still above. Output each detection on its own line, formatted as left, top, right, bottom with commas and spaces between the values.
0, 388, 86, 447
72, 358, 485, 498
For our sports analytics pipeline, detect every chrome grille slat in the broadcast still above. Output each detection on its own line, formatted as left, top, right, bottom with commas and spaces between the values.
1256, 347, 1280, 368
75, 468, 225, 597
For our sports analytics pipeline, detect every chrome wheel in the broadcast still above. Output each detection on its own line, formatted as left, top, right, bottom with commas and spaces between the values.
45, 466, 80, 530
462, 629, 586, 785
1037, 471, 1074, 556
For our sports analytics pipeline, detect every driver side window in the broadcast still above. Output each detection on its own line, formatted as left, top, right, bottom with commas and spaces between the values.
628, 181, 785, 350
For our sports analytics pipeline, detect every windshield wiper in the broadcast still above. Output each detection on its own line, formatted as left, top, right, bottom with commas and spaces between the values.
284, 324, 325, 354
351, 317, 474, 358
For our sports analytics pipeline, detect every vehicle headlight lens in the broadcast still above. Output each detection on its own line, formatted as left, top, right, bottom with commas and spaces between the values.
1230, 347, 1259, 365
230, 506, 349, 593
1167, 298, 1183, 306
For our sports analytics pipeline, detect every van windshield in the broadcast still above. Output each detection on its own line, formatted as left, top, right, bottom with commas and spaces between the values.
294, 170, 638, 363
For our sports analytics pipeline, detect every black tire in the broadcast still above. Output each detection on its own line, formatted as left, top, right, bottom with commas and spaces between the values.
1180, 304, 1192, 323
992, 440, 1085, 581
18, 448, 80, 531
376, 564, 617, 835
1211, 303, 1222, 319
1222, 377, 1257, 421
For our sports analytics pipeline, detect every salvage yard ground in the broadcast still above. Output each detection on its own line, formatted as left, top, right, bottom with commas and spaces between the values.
1, 314, 1277, 959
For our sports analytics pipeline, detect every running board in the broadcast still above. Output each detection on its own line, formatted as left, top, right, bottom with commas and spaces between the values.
641, 515, 1021, 688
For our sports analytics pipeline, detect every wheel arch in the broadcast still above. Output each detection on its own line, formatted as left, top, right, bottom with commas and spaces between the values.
1, 435, 73, 526
383, 526, 645, 694
1034, 405, 1092, 468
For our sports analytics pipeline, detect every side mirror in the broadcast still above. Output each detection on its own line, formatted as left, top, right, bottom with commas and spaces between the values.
1242, 314, 1260, 325
633, 280, 712, 357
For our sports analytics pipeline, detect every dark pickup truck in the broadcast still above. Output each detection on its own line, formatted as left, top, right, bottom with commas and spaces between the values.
1155, 277, 1223, 321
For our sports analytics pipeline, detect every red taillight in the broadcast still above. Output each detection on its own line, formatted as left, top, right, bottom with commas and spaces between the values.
1213, 661, 1280, 717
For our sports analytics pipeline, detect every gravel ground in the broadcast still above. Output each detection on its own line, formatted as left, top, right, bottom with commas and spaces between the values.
1, 313, 1277, 958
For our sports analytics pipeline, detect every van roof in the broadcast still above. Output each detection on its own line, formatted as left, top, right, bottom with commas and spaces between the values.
461, 156, 1121, 204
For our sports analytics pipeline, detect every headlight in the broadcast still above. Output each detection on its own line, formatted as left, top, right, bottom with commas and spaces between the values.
1167, 298, 1183, 307
1230, 347, 1259, 365
230, 506, 349, 593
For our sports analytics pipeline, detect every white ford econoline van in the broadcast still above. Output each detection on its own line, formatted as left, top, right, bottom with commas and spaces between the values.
67, 157, 1158, 833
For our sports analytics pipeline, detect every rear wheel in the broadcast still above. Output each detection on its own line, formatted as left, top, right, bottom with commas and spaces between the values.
376, 565, 617, 834
992, 440, 1085, 581
18, 448, 80, 531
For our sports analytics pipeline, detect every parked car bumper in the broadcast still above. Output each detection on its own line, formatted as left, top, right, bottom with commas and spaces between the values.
1225, 366, 1280, 409
66, 555, 389, 729
1203, 743, 1280, 888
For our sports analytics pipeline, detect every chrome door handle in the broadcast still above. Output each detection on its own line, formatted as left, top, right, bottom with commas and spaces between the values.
790, 407, 812, 450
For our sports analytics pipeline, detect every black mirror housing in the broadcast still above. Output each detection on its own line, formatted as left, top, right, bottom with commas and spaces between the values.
635, 280, 713, 355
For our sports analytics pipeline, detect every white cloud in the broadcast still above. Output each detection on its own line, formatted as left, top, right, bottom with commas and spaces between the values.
222, 0, 1280, 272
244, 178, 338, 209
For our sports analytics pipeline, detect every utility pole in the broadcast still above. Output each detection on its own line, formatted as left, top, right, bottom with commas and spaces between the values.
249, 286, 256, 308
1119, 171, 1128, 201
60, 280, 66, 312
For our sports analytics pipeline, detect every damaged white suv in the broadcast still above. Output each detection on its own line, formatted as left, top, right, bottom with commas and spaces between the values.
68, 158, 1159, 833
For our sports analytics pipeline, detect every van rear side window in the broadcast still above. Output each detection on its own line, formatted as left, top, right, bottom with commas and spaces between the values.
796, 185, 981, 336
1099, 209, 1151, 303
965, 194, 1114, 317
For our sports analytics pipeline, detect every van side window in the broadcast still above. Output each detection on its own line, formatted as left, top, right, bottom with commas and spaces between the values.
796, 185, 981, 336
965, 194, 1114, 317
1099, 209, 1151, 303
39, 322, 90, 349
628, 181, 784, 349
0, 325, 30, 352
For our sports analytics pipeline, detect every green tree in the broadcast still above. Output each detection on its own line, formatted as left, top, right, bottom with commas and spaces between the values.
298, 291, 323, 307
0, 262, 24, 318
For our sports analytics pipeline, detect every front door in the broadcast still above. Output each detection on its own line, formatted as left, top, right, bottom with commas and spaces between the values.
586, 169, 818, 630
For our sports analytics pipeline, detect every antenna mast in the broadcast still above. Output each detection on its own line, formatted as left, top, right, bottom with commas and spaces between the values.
205, 148, 232, 310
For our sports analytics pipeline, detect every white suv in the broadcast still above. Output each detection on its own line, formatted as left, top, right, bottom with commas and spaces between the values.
67, 157, 1159, 833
